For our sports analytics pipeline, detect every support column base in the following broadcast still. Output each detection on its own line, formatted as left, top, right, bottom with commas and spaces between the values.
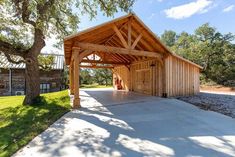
73, 98, 81, 109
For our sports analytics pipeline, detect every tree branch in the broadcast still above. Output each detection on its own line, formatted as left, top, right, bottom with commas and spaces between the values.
37, 0, 55, 20
0, 40, 27, 57
98, 0, 109, 11
3, 53, 25, 64
29, 28, 45, 56
21, 0, 36, 26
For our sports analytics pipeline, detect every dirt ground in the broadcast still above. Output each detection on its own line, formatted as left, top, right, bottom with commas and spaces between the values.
177, 89, 235, 118
200, 85, 235, 93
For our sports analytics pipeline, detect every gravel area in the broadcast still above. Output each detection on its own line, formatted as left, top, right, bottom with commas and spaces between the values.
177, 91, 235, 118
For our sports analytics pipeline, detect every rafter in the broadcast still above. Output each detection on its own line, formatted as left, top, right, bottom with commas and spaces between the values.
128, 18, 132, 48
105, 22, 127, 45
79, 50, 93, 62
120, 28, 143, 51
106, 42, 128, 63
112, 24, 128, 48
131, 33, 142, 49
75, 42, 163, 58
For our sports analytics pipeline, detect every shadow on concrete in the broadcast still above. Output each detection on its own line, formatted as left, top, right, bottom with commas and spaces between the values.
14, 89, 235, 157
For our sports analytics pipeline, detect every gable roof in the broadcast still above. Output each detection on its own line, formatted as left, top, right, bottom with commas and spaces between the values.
64, 13, 202, 69
0, 53, 64, 70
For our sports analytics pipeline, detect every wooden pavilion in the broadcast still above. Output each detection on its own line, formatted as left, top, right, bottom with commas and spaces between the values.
64, 13, 202, 108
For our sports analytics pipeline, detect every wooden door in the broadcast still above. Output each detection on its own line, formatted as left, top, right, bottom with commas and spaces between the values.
134, 69, 151, 94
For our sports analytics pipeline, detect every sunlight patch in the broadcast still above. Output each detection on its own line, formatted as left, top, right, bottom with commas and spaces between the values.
116, 134, 175, 157
78, 111, 134, 131
189, 135, 235, 156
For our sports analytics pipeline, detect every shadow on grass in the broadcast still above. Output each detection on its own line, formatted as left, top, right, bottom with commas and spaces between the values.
0, 93, 70, 157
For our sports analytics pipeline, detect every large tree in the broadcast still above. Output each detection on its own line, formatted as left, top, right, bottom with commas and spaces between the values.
161, 23, 235, 85
161, 30, 177, 47
0, 0, 134, 104
194, 23, 235, 83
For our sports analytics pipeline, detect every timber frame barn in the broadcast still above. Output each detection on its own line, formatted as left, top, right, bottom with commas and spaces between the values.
64, 13, 202, 109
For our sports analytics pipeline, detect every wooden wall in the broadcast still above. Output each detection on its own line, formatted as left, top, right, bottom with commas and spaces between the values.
130, 59, 158, 95
164, 55, 200, 97
113, 65, 130, 90
0, 68, 63, 96
113, 55, 200, 97
113, 59, 162, 96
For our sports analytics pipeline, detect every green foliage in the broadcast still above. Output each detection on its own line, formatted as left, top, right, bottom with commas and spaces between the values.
38, 54, 55, 71
80, 84, 112, 88
0, 0, 135, 48
93, 68, 113, 86
160, 23, 235, 86
80, 69, 93, 84
1, 0, 134, 104
79, 68, 113, 86
0, 90, 70, 157
161, 30, 177, 47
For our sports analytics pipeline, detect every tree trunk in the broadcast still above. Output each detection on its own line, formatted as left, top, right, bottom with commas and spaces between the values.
23, 55, 40, 105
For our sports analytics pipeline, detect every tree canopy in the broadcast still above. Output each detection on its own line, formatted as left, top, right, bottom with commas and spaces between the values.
161, 23, 235, 85
0, 0, 135, 104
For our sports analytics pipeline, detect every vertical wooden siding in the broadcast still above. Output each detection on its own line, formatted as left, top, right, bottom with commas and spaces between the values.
114, 59, 161, 95
131, 60, 155, 95
113, 56, 200, 97
113, 66, 130, 90
164, 55, 200, 97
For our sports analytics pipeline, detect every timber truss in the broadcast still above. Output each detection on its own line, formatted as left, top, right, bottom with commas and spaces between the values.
64, 13, 169, 108
64, 14, 168, 69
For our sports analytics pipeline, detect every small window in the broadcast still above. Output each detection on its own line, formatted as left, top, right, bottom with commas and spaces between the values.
40, 83, 50, 93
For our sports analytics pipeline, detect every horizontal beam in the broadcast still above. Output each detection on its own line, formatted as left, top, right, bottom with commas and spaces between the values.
79, 50, 94, 62
74, 42, 162, 58
80, 65, 114, 69
81, 59, 129, 65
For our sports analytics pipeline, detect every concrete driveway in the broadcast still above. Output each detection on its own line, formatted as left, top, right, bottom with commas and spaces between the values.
14, 89, 235, 157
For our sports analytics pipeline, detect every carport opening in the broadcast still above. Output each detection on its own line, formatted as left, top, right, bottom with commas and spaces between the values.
64, 14, 170, 109
69, 47, 164, 109
64, 14, 202, 109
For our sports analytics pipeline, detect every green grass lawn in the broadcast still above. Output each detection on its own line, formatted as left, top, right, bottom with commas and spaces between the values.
80, 84, 113, 88
0, 90, 71, 157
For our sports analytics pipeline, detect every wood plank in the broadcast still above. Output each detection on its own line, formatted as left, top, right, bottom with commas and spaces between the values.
131, 33, 142, 49
81, 59, 129, 65
112, 24, 129, 48
69, 62, 74, 94
128, 18, 132, 48
80, 65, 114, 69
65, 14, 131, 41
73, 49, 81, 108
106, 42, 130, 63
105, 22, 128, 45
79, 50, 94, 62
75, 42, 163, 58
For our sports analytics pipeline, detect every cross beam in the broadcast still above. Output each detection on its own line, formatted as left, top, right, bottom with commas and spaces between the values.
80, 65, 114, 69
81, 59, 129, 65
74, 42, 162, 59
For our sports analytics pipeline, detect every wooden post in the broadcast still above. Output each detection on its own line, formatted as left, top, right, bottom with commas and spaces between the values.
69, 62, 74, 94
128, 18, 132, 48
162, 56, 167, 98
73, 47, 81, 108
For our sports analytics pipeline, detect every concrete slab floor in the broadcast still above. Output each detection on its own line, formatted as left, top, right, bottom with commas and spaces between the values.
14, 89, 235, 157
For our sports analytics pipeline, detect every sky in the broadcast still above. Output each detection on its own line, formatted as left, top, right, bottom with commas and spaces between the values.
42, 0, 235, 54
